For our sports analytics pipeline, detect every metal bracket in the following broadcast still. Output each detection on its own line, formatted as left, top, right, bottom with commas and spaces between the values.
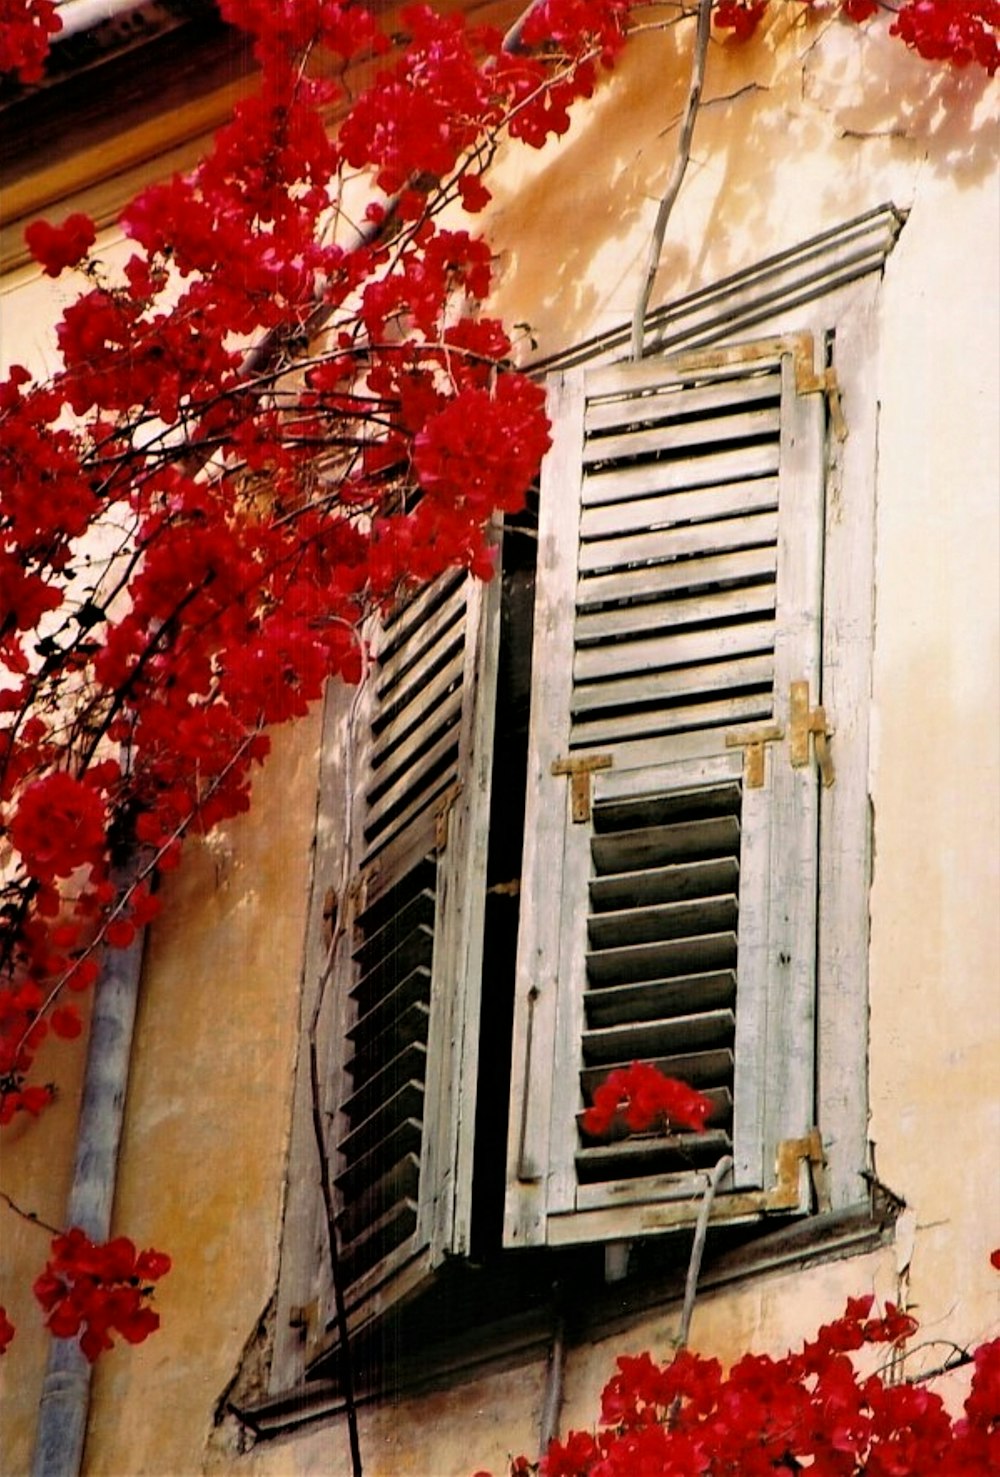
789, 681, 835, 787
668, 332, 846, 439
434, 781, 463, 851
551, 754, 613, 823
725, 723, 784, 788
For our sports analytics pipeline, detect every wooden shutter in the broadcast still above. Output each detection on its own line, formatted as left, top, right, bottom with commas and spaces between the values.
505, 339, 826, 1250
327, 561, 501, 1314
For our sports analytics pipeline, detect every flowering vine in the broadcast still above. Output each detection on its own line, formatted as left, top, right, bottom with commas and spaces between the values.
0, 0, 996, 1372
474, 1268, 1000, 1475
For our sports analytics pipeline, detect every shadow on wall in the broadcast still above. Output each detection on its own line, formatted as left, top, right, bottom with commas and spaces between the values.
485, 8, 997, 358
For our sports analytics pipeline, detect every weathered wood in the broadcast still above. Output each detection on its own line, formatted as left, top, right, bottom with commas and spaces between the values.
584, 970, 736, 1028
580, 474, 779, 540
574, 619, 775, 684
584, 370, 780, 433
582, 404, 781, 467
583, 443, 780, 506
578, 544, 777, 610
576, 582, 776, 645
578, 510, 779, 574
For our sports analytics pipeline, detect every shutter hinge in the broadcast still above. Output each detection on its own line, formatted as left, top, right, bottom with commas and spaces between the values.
289, 1299, 318, 1342
789, 681, 835, 787
551, 754, 613, 822
725, 723, 784, 788
791, 334, 847, 440
434, 781, 463, 851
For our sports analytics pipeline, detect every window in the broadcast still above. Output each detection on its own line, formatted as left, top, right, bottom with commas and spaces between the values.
505, 338, 828, 1250
267, 206, 901, 1394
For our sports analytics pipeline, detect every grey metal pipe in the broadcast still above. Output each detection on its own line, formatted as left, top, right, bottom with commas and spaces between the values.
51, 0, 152, 43
31, 860, 148, 1477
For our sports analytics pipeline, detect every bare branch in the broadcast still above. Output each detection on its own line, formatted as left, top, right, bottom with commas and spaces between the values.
631, 0, 714, 361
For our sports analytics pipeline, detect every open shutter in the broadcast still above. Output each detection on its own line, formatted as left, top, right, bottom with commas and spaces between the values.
325, 560, 501, 1318
505, 338, 826, 1249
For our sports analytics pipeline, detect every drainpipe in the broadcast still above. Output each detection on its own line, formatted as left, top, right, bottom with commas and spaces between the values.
31, 858, 148, 1477
51, 0, 155, 42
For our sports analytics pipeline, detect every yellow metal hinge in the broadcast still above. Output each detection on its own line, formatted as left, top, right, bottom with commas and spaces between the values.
551, 753, 613, 822
434, 781, 463, 851
725, 723, 784, 788
789, 681, 835, 787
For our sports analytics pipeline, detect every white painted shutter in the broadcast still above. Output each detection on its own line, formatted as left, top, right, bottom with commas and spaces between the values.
329, 563, 500, 1312
505, 339, 826, 1249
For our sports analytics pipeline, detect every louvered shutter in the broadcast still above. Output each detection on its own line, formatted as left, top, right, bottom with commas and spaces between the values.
326, 562, 501, 1315
505, 339, 826, 1250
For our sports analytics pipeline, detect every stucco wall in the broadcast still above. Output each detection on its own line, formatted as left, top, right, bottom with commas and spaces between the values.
1, 8, 996, 1475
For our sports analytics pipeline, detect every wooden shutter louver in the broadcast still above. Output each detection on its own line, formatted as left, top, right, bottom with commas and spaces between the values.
327, 561, 500, 1317
506, 339, 825, 1250
572, 362, 781, 760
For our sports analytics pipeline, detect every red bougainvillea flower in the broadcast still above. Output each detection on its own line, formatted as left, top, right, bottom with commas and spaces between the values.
24, 212, 96, 277
0, 1306, 15, 1355
7, 772, 107, 882
32, 1228, 171, 1362
582, 1061, 712, 1136
0, 0, 62, 84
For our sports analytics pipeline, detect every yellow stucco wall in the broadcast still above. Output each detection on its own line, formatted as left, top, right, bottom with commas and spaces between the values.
1, 9, 997, 1475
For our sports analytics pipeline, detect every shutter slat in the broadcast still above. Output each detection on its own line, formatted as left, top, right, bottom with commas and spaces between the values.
578, 545, 777, 611
346, 999, 430, 1083
371, 661, 463, 770
592, 814, 740, 871
581, 1048, 733, 1098
572, 652, 774, 718
584, 969, 736, 1029
336, 1153, 421, 1244
339, 1087, 425, 1163
570, 691, 771, 749
351, 922, 435, 1012
574, 620, 775, 684
586, 931, 738, 988
591, 783, 742, 833
367, 688, 462, 806
375, 583, 465, 700
582, 1008, 735, 1064
580, 476, 779, 541
335, 1119, 424, 1204
352, 887, 436, 974
588, 895, 738, 949
590, 857, 739, 911
584, 371, 780, 433
576, 583, 776, 646
379, 568, 464, 659
582, 443, 779, 507
339, 1198, 419, 1286
363, 724, 461, 847
577, 1085, 732, 1136
578, 511, 779, 574
342, 1041, 428, 1125
575, 1129, 732, 1183
583, 404, 781, 467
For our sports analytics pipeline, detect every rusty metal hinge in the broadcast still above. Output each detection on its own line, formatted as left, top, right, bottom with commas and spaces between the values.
725, 723, 784, 788
789, 680, 835, 787
434, 781, 463, 851
551, 753, 613, 822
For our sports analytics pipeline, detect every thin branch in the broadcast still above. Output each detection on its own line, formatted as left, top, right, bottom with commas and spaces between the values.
631, 0, 714, 361
676, 1153, 732, 1351
0, 1189, 62, 1238
305, 653, 370, 1477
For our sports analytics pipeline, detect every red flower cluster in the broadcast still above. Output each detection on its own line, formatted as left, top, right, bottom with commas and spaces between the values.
713, 0, 998, 65
477, 1280, 1000, 1476
0, 0, 61, 84
24, 213, 97, 278
891, 0, 999, 73
0, 1305, 15, 1355
32, 1229, 171, 1363
582, 1062, 713, 1136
